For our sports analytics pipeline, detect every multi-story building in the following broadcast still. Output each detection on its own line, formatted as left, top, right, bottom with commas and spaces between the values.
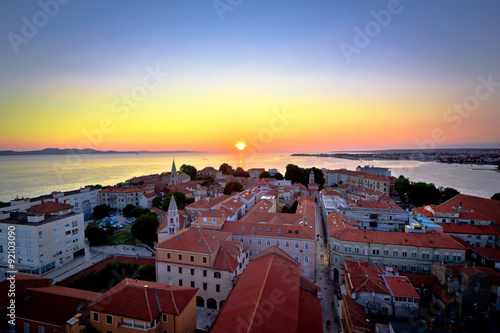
344, 259, 420, 320
440, 223, 498, 247
347, 172, 392, 196
414, 204, 495, 226
442, 194, 500, 225
324, 169, 351, 187
211, 246, 323, 333
89, 278, 197, 333
0, 187, 101, 220
356, 165, 391, 177
155, 227, 248, 311
326, 213, 467, 283
339, 200, 409, 231
469, 247, 500, 270
99, 185, 154, 213
0, 202, 85, 276
221, 195, 317, 280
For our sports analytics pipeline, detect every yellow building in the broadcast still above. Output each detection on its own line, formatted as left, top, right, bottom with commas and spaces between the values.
88, 279, 197, 333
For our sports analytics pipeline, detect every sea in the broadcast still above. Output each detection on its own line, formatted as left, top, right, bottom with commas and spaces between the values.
0, 151, 499, 202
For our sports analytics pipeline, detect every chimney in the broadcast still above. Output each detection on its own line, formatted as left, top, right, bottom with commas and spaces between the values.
168, 277, 173, 287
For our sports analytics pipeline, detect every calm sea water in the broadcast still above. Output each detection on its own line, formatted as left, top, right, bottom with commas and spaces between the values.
0, 152, 499, 202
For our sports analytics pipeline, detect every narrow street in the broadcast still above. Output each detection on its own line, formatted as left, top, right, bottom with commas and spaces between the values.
315, 202, 341, 333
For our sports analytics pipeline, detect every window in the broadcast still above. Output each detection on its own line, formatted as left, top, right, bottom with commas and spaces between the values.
190, 255, 194, 262
276, 240, 280, 247
257, 239, 262, 245
444, 254, 449, 261
402, 251, 407, 257
38, 326, 45, 333
203, 283, 207, 290
203, 257, 207, 264
384, 249, 389, 256
179, 279, 183, 286
191, 281, 195, 288
92, 312, 99, 322
304, 256, 309, 264
178, 267, 182, 274
411, 265, 417, 272
167, 252, 171, 259
372, 249, 379, 255
203, 270, 207, 277
354, 247, 359, 254
214, 272, 221, 279
393, 250, 398, 257
433, 253, 439, 260
304, 243, 309, 250
266, 240, 271, 246
295, 242, 299, 249
163, 313, 168, 322
240, 237, 244, 242
106, 314, 113, 324
167, 265, 171, 272
190, 268, 195, 275
216, 284, 220, 292
294, 256, 299, 261
24, 323, 29, 333
285, 241, 290, 248
248, 238, 253, 245
178, 254, 182, 261
412, 251, 417, 258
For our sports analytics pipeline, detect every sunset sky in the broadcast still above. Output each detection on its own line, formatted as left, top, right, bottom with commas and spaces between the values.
1, 0, 500, 153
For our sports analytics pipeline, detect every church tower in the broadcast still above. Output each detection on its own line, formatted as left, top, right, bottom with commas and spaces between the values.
167, 196, 180, 235
309, 170, 315, 184
170, 159, 179, 186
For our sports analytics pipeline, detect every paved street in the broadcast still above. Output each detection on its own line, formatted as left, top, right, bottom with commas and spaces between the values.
315, 202, 341, 333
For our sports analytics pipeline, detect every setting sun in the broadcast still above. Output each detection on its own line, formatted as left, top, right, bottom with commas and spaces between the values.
236, 142, 246, 150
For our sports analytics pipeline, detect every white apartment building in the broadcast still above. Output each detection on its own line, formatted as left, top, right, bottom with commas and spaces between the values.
0, 209, 85, 276
99, 185, 155, 213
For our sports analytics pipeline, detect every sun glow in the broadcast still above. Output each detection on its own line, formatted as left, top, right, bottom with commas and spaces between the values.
236, 142, 246, 150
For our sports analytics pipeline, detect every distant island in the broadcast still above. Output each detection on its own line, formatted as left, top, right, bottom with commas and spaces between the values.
0, 148, 200, 156
292, 148, 500, 165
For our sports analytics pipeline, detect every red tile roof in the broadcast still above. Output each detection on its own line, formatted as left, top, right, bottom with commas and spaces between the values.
346, 199, 403, 210
186, 195, 231, 209
344, 259, 391, 295
441, 223, 499, 235
28, 201, 73, 213
470, 246, 500, 260
30, 285, 101, 301
383, 276, 420, 299
16, 287, 99, 327
444, 194, 500, 224
211, 246, 321, 333
343, 296, 374, 332
431, 285, 454, 305
156, 227, 231, 254
404, 273, 439, 289
0, 275, 51, 309
143, 192, 157, 199
328, 213, 467, 250
88, 279, 197, 321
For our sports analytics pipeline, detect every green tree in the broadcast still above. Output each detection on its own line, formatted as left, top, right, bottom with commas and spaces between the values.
409, 182, 441, 206
122, 204, 136, 217
180, 164, 197, 178
274, 172, 284, 180
137, 265, 156, 282
162, 191, 187, 211
224, 182, 243, 195
85, 222, 107, 246
219, 163, 234, 175
259, 171, 272, 178
303, 167, 325, 187
200, 176, 215, 187
492, 193, 500, 201
440, 187, 460, 203
284, 164, 304, 184
131, 212, 158, 247
93, 204, 111, 220
152, 196, 162, 208
233, 167, 250, 177
394, 176, 411, 202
